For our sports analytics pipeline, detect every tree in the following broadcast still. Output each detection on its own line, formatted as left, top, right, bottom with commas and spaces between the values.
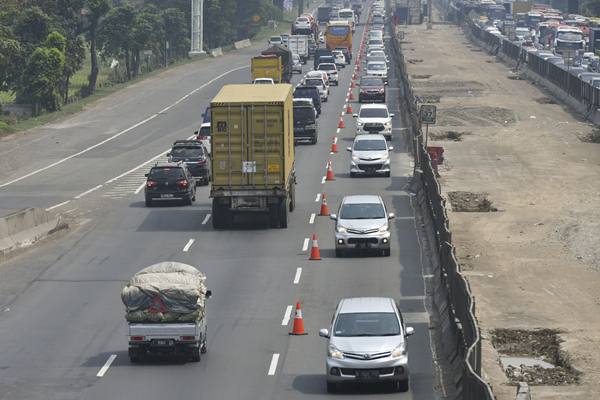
13, 7, 51, 50
130, 9, 164, 76
85, 0, 110, 95
98, 5, 136, 79
0, 28, 21, 93
162, 8, 188, 61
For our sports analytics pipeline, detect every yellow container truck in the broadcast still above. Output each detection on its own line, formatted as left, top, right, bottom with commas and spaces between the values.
251, 55, 283, 83
210, 84, 296, 229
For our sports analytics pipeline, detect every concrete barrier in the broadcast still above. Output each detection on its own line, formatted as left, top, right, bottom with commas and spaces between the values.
0, 208, 68, 261
516, 382, 531, 400
233, 38, 252, 50
210, 47, 223, 58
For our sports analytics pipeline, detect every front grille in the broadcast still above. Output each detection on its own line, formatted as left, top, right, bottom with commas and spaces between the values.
348, 237, 379, 244
363, 123, 384, 132
343, 351, 391, 360
339, 367, 396, 376
357, 163, 384, 171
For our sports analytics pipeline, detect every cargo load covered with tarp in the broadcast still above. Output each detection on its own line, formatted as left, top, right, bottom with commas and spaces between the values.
122, 262, 207, 323
261, 45, 292, 83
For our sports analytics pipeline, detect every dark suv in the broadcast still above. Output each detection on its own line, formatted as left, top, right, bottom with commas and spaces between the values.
359, 76, 386, 103
294, 86, 322, 116
293, 103, 318, 144
167, 140, 211, 185
144, 163, 196, 207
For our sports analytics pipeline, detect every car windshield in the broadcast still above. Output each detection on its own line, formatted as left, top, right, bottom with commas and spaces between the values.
339, 203, 386, 219
360, 108, 388, 118
198, 127, 211, 136
334, 312, 400, 337
361, 77, 383, 86
149, 167, 185, 179
339, 11, 353, 18
319, 64, 336, 71
354, 139, 387, 151
171, 147, 203, 158
305, 79, 323, 86
368, 51, 385, 57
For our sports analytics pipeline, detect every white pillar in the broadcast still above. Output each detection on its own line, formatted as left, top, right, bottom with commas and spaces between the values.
190, 0, 206, 55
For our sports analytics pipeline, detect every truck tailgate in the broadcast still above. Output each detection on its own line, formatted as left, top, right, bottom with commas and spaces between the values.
129, 323, 199, 338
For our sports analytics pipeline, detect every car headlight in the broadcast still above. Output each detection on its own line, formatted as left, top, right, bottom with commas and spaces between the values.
352, 155, 360, 162
336, 225, 347, 233
378, 224, 389, 233
357, 121, 363, 127
328, 345, 344, 359
391, 342, 406, 358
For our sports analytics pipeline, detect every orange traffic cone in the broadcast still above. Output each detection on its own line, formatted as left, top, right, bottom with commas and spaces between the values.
346, 103, 353, 114
349, 91, 355, 101
326, 161, 335, 181
351, 80, 356, 88
330, 137, 338, 153
320, 193, 330, 216
338, 117, 346, 129
289, 301, 308, 335
309, 233, 321, 260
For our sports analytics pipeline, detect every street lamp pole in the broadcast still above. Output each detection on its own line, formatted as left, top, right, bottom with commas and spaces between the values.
190, 0, 206, 55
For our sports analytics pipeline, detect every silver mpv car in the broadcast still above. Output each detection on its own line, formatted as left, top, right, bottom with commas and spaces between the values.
331, 195, 394, 257
348, 134, 393, 177
319, 297, 415, 393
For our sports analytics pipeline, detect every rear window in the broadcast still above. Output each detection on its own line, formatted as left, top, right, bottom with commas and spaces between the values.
294, 106, 315, 121
198, 126, 211, 136
149, 167, 185, 179
368, 39, 383, 45
360, 77, 384, 86
305, 78, 323, 86
171, 146, 204, 158
318, 64, 336, 71
368, 63, 386, 70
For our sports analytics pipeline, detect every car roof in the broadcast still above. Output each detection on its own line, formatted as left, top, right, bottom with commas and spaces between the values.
360, 103, 388, 109
173, 139, 202, 146
354, 134, 386, 142
367, 61, 386, 65
338, 297, 396, 314
342, 194, 383, 204
152, 162, 184, 169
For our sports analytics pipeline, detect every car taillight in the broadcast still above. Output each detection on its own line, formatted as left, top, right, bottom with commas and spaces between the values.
197, 135, 208, 141
146, 180, 157, 188
180, 336, 195, 341
177, 179, 189, 188
196, 159, 206, 165
131, 336, 144, 341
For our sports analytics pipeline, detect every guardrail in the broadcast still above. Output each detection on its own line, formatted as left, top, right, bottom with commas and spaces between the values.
390, 25, 495, 400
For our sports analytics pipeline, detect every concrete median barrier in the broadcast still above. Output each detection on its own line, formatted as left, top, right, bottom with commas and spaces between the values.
233, 39, 251, 50
0, 208, 68, 262
210, 47, 223, 57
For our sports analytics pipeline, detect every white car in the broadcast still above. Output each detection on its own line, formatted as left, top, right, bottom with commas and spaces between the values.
347, 134, 392, 177
366, 61, 388, 83
302, 77, 329, 101
367, 38, 385, 51
366, 50, 388, 63
353, 104, 394, 140
317, 63, 339, 85
294, 16, 311, 31
268, 36, 282, 46
292, 53, 303, 73
280, 34, 289, 46
195, 122, 212, 155
331, 50, 346, 68
368, 30, 384, 40
253, 78, 274, 84
305, 70, 330, 89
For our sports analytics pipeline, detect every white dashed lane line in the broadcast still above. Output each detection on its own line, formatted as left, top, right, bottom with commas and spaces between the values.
45, 200, 71, 211
309, 213, 316, 224
267, 353, 280, 376
302, 238, 310, 252
293, 268, 302, 285
74, 185, 103, 200
97, 354, 117, 377
281, 305, 293, 326
182, 239, 195, 252
202, 213, 212, 225
315, 193, 321, 202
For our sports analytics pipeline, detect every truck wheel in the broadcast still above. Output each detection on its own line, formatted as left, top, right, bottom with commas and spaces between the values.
129, 348, 141, 363
278, 199, 288, 229
269, 204, 278, 228
190, 346, 201, 362
289, 182, 296, 212
212, 200, 226, 229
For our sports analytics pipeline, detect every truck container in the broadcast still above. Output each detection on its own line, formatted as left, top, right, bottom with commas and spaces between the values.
287, 35, 309, 63
251, 55, 283, 83
261, 45, 293, 83
210, 84, 296, 229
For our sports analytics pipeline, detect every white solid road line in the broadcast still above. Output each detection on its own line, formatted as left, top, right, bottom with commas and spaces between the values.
293, 268, 302, 285
202, 214, 212, 225
45, 200, 71, 211
0, 66, 248, 190
105, 150, 168, 184
182, 239, 195, 252
321, 176, 326, 184
315, 193, 321, 202
97, 354, 117, 378
267, 353, 280, 376
302, 238, 310, 252
281, 305, 293, 326
74, 185, 103, 200
309, 213, 316, 224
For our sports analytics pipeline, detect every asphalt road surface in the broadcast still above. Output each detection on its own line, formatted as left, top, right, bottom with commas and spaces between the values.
0, 6, 438, 400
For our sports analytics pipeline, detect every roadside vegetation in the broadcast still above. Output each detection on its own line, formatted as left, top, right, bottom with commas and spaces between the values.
0, 0, 288, 133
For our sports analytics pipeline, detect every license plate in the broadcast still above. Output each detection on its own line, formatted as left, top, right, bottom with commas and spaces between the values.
153, 339, 173, 346
161, 194, 174, 198
357, 370, 379, 379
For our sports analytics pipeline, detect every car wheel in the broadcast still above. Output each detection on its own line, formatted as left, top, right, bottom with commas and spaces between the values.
128, 348, 141, 363
326, 382, 338, 393
335, 249, 344, 257
190, 346, 201, 362
397, 379, 409, 392
382, 249, 391, 257
350, 172, 356, 178
145, 196, 152, 207
385, 171, 391, 177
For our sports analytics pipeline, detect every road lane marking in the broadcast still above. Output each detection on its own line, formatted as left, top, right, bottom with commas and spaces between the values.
281, 305, 293, 325
134, 182, 147, 194
182, 239, 195, 252
97, 354, 117, 377
45, 200, 71, 211
105, 151, 168, 184
302, 238, 310, 252
315, 193, 321, 202
0, 66, 248, 189
267, 353, 280, 376
293, 268, 302, 284
202, 214, 212, 225
309, 213, 316, 224
74, 185, 103, 199
321, 176, 326, 184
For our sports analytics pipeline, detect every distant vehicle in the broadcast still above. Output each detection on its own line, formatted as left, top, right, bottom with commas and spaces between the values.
280, 34, 290, 46
253, 78, 275, 84
293, 86, 322, 115
366, 61, 388, 83
329, 195, 395, 257
305, 70, 330, 88
334, 47, 352, 64
347, 134, 392, 177
317, 63, 339, 85
194, 122, 212, 155
368, 30, 384, 40
303, 77, 329, 101
366, 49, 388, 63
325, 20, 353, 57
293, 101, 319, 144
359, 75, 386, 103
331, 50, 346, 68
515, 27, 530, 40
291, 54, 303, 73
318, 6, 332, 23
288, 35, 309, 64
313, 48, 334, 69
367, 38, 385, 51
168, 140, 211, 186
124, 262, 212, 363
552, 26, 585, 54
294, 16, 312, 31
144, 162, 197, 207
268, 36, 283, 46
319, 297, 414, 391
338, 8, 356, 31
251, 55, 282, 83
354, 104, 394, 140
261, 45, 293, 83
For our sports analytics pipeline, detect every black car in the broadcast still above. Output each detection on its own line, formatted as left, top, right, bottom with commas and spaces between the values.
316, 55, 336, 71
168, 140, 211, 185
294, 86, 322, 116
359, 76, 386, 103
293, 104, 318, 144
313, 48, 333, 69
144, 163, 196, 207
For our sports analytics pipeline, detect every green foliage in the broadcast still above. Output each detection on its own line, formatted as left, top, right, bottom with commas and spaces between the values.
582, 0, 600, 16
19, 45, 65, 113
0, 30, 21, 92
14, 7, 51, 49
44, 31, 66, 53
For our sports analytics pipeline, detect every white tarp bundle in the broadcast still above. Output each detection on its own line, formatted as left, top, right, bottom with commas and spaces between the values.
122, 262, 207, 323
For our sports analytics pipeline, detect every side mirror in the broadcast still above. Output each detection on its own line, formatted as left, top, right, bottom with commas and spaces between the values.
205, 290, 213, 299
346, 146, 352, 152
329, 214, 338, 221
388, 212, 396, 220
144, 173, 149, 177
352, 114, 358, 118
390, 113, 395, 117
405, 326, 415, 336
388, 145, 394, 151
319, 329, 330, 338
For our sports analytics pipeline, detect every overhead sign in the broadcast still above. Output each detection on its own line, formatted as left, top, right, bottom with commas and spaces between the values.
420, 104, 437, 125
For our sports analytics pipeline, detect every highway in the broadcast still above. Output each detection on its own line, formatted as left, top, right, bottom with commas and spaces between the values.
0, 4, 438, 399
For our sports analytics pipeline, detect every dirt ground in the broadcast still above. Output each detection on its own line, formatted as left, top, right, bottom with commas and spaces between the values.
400, 14, 600, 400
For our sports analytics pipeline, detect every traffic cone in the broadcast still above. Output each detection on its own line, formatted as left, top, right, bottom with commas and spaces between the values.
309, 233, 321, 260
320, 193, 330, 216
326, 161, 335, 181
346, 103, 353, 114
289, 301, 308, 335
338, 117, 346, 129
331, 137, 339, 152
349, 91, 355, 101
351, 80, 356, 88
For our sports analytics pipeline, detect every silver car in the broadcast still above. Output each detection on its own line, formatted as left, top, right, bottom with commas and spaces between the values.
319, 297, 414, 393
292, 53, 303, 73
331, 195, 394, 257
348, 134, 393, 177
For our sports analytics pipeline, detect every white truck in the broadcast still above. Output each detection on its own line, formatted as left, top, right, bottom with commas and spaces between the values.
287, 35, 309, 64
122, 262, 212, 363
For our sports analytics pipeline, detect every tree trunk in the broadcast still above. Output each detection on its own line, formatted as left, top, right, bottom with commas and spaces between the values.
87, 23, 99, 96
125, 50, 131, 81
63, 76, 70, 103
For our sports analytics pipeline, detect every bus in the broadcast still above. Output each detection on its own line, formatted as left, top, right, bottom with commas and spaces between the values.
552, 25, 585, 54
325, 21, 353, 55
